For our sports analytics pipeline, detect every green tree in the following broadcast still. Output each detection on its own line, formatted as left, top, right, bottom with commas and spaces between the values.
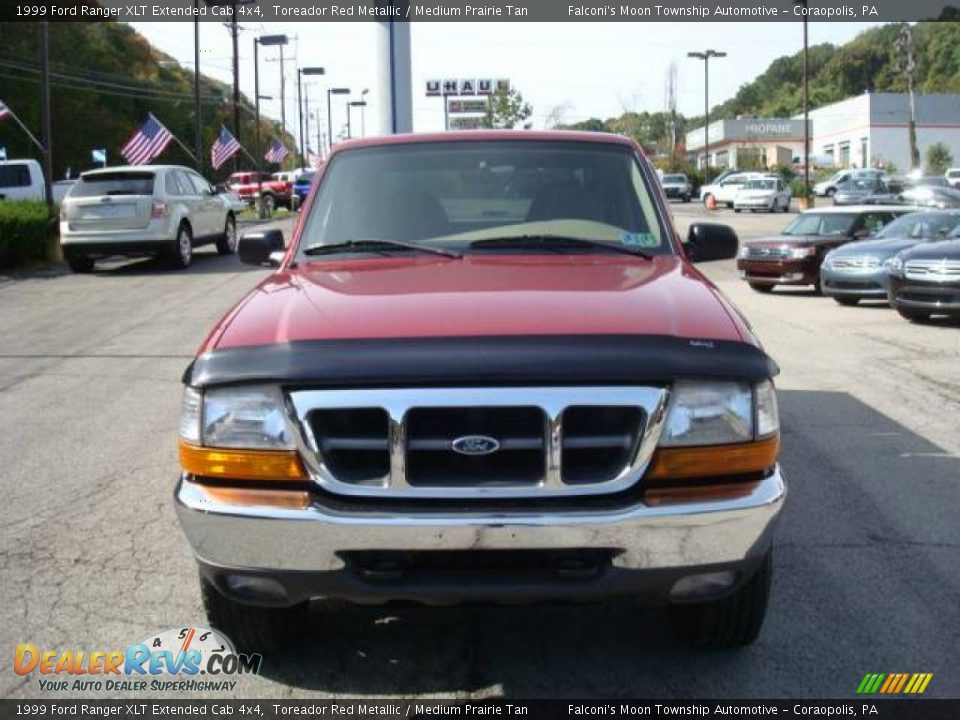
482, 86, 532, 130
925, 142, 953, 175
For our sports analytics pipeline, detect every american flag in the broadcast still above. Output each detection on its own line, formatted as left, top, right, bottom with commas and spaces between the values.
307, 149, 322, 170
120, 113, 173, 166
265, 139, 289, 164
0, 100, 10, 120
211, 125, 241, 170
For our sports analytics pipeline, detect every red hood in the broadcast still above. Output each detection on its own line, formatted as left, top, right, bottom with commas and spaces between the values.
207, 255, 749, 351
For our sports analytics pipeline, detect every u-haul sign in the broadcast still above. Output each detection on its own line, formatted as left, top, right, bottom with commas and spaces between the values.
426, 78, 509, 97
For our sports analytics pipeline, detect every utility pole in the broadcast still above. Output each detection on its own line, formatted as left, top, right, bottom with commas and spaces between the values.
193, 2, 202, 174
687, 49, 726, 181
230, 10, 240, 171
794, 0, 811, 204
895, 24, 920, 170
38, 21, 53, 207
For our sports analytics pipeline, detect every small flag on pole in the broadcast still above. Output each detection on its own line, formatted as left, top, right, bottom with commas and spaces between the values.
0, 147, 6, 161
0, 100, 10, 120
211, 125, 241, 170
264, 139, 289, 164
121, 113, 174, 166
92, 148, 106, 165
307, 149, 322, 170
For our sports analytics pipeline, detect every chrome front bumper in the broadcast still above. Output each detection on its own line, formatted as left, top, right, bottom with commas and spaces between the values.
175, 467, 785, 604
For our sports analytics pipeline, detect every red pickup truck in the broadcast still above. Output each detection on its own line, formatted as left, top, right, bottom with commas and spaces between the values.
176, 131, 785, 652
225, 171, 294, 211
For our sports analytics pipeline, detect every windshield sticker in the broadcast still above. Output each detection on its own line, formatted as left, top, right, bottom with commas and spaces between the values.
620, 232, 658, 248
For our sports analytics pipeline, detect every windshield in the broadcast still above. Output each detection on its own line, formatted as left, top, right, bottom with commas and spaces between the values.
783, 212, 857, 236
297, 140, 668, 258
744, 179, 776, 190
876, 213, 960, 240
662, 175, 686, 184
70, 172, 155, 197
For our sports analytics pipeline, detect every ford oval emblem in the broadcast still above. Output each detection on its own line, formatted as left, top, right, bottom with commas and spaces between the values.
451, 435, 501, 456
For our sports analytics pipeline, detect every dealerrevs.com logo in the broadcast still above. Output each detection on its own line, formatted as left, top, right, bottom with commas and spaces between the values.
14, 626, 262, 692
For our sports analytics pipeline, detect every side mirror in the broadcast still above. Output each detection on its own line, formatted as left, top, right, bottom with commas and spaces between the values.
685, 223, 739, 263
238, 230, 285, 266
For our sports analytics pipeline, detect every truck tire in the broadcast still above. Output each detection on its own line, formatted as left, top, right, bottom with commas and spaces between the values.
200, 575, 308, 653
65, 252, 95, 274
668, 551, 772, 649
262, 193, 276, 213
168, 222, 193, 269
215, 215, 237, 255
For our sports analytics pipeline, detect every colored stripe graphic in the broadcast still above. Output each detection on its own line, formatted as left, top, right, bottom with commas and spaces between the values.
857, 673, 932, 694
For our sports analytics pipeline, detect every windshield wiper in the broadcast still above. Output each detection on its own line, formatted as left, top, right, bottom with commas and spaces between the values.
469, 234, 654, 259
302, 239, 462, 259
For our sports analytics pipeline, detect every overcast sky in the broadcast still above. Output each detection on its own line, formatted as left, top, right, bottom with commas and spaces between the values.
131, 21, 882, 144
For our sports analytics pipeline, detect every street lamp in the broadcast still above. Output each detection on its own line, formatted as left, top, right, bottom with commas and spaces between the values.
327, 88, 350, 150
687, 49, 726, 181
794, 0, 811, 204
348, 101, 368, 139
360, 89, 370, 137
298, 67, 325, 168
254, 34, 289, 216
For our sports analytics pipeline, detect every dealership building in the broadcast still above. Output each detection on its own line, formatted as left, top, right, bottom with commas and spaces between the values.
686, 93, 960, 172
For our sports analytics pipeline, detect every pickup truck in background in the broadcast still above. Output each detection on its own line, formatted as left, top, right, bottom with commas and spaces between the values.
176, 131, 785, 653
225, 171, 296, 212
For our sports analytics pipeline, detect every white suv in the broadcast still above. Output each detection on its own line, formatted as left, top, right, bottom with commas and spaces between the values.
60, 165, 236, 273
700, 172, 768, 208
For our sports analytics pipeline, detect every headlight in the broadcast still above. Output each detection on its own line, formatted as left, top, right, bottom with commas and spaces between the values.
885, 256, 904, 276
739, 246, 750, 258
789, 246, 817, 259
662, 381, 763, 447
179, 385, 293, 449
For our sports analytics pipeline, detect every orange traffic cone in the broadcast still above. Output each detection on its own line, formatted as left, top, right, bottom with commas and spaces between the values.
705, 194, 718, 211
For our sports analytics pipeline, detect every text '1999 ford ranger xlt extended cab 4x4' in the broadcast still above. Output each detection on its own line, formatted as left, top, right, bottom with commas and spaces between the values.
175, 131, 785, 651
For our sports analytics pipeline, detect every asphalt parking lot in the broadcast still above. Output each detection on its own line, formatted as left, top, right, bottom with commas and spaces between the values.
1, 205, 958, 700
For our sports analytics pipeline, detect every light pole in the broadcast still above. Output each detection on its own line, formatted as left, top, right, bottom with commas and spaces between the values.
348, 101, 367, 139
259, 34, 288, 168
255, 34, 288, 216
193, 2, 202, 174
298, 67, 325, 168
360, 88, 369, 137
327, 87, 350, 149
39, 22, 52, 206
687, 49, 726, 181
794, 0, 811, 203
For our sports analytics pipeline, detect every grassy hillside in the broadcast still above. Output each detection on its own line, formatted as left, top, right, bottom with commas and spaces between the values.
0, 21, 294, 181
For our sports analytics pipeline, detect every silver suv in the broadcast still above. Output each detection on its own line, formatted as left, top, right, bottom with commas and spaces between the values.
60, 165, 237, 273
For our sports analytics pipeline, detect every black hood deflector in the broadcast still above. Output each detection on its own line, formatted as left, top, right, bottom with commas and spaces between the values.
183, 335, 779, 389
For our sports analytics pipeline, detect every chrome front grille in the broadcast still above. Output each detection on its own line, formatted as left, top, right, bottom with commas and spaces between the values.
288, 387, 668, 498
828, 256, 879, 271
904, 259, 960, 282
746, 247, 790, 260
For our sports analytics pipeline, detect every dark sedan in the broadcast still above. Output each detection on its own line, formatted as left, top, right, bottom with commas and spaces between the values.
821, 211, 960, 305
737, 206, 911, 293
887, 230, 960, 321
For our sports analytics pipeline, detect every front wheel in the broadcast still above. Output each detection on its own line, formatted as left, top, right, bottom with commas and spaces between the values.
734, 208, 742, 214
216, 215, 237, 255
683, 195, 691, 204
668, 552, 772, 649
749, 283, 774, 293
897, 308, 930, 322
833, 296, 860, 306
200, 575, 308, 652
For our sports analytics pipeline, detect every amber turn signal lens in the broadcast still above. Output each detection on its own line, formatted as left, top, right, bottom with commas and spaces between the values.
178, 440, 307, 482
196, 486, 311, 509
646, 435, 780, 480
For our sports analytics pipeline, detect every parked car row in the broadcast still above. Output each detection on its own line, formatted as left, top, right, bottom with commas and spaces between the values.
737, 205, 960, 322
